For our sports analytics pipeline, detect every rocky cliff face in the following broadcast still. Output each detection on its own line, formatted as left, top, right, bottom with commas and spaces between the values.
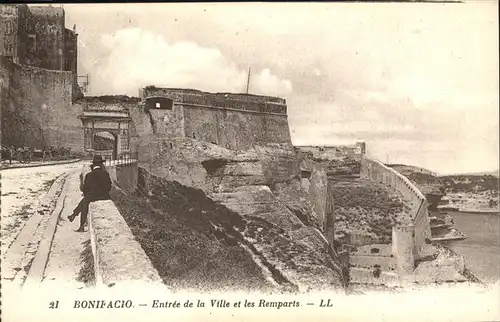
136, 137, 348, 292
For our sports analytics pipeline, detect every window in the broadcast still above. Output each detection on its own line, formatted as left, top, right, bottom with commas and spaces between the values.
156, 102, 161, 108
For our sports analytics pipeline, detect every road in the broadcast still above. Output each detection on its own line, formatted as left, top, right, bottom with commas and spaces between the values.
1, 161, 92, 290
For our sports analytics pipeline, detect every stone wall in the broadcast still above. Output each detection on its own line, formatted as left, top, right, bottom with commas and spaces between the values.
137, 87, 291, 151
1, 58, 83, 151
350, 268, 400, 286
296, 142, 366, 161
74, 96, 142, 154
182, 105, 291, 150
361, 157, 431, 259
88, 200, 164, 288
141, 87, 287, 113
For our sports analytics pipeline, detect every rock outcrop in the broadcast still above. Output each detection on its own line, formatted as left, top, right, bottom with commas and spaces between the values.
136, 137, 348, 292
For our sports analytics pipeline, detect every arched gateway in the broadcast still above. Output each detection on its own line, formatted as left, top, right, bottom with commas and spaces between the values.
78, 105, 131, 161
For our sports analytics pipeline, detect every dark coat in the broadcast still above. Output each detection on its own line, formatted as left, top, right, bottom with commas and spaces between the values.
82, 166, 112, 201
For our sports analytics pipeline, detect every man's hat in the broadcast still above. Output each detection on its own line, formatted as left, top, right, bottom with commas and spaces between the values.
92, 155, 104, 165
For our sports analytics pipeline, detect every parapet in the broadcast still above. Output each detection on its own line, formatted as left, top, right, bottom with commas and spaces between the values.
139, 86, 287, 115
88, 200, 165, 288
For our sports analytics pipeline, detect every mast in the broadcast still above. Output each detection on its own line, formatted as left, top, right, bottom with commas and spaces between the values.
245, 67, 251, 94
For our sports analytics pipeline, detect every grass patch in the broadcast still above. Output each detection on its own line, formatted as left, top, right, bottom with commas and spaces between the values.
329, 179, 410, 245
76, 239, 95, 287
110, 179, 271, 293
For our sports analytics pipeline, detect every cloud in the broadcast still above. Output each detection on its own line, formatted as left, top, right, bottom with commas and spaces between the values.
65, 3, 498, 173
90, 27, 292, 97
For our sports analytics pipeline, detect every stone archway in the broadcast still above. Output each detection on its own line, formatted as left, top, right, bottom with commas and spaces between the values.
79, 113, 131, 160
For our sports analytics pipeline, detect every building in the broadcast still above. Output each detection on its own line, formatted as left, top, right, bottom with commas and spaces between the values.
296, 141, 367, 160
0, 4, 78, 74
1, 4, 82, 150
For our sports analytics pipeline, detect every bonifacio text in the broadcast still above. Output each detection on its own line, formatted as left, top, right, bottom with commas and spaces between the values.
71, 298, 334, 310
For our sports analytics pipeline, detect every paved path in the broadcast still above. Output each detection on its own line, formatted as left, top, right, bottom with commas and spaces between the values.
1, 162, 93, 291
40, 171, 90, 289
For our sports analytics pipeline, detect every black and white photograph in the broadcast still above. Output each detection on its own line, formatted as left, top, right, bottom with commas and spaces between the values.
1, 1, 498, 321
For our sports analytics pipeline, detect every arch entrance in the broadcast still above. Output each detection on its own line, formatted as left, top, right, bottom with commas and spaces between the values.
78, 109, 131, 161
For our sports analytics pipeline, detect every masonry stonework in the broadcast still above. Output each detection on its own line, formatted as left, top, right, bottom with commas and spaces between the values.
392, 225, 416, 276
1, 57, 82, 151
136, 87, 292, 151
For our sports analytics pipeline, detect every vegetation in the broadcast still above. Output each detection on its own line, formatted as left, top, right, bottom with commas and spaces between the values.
329, 179, 410, 245
439, 174, 499, 193
110, 180, 272, 293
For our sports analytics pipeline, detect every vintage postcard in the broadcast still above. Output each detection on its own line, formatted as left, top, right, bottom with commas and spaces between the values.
1, 1, 498, 321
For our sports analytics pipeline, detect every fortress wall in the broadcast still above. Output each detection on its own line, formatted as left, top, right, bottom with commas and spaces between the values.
361, 157, 425, 213
1, 58, 83, 152
140, 87, 291, 151
148, 106, 184, 138
182, 104, 291, 150
361, 157, 431, 258
350, 268, 400, 286
350, 254, 397, 271
74, 97, 140, 112
296, 143, 365, 162
182, 105, 219, 144
142, 87, 286, 110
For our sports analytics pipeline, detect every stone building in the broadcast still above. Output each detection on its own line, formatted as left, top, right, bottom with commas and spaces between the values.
1, 4, 82, 150
0, 4, 78, 75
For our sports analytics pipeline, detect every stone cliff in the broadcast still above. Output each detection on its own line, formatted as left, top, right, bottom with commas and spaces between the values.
135, 137, 348, 292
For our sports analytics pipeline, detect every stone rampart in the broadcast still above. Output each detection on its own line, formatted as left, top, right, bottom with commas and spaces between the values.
1, 58, 82, 151
134, 87, 292, 151
141, 87, 287, 114
361, 157, 431, 258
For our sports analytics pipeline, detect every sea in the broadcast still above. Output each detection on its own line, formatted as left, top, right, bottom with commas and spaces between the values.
440, 211, 500, 284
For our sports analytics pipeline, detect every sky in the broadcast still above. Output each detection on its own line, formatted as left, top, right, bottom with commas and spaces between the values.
58, 2, 498, 175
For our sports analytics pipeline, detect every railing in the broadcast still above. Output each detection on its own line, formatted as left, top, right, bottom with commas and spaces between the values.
105, 152, 139, 166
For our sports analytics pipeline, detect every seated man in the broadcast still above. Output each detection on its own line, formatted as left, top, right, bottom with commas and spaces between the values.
68, 155, 112, 232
